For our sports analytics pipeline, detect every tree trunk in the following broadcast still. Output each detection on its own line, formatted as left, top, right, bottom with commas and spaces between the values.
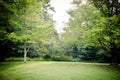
23, 44, 30, 63
24, 45, 27, 63
110, 51, 118, 66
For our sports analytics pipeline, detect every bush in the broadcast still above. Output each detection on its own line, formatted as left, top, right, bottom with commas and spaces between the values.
4, 57, 45, 61
51, 55, 73, 61
43, 54, 51, 59
29, 58, 44, 61
5, 57, 24, 61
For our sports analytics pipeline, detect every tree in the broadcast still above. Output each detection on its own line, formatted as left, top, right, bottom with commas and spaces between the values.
89, 0, 120, 66
12, 0, 54, 63
62, 0, 120, 64
0, 0, 19, 61
62, 0, 100, 49
0, 0, 54, 62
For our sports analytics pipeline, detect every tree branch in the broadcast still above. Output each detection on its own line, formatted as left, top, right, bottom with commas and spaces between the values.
98, 38, 110, 51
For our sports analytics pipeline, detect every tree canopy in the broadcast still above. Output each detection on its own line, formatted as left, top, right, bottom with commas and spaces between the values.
61, 0, 120, 65
0, 0, 54, 62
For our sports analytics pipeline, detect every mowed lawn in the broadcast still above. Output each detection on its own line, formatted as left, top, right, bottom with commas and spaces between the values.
0, 62, 120, 80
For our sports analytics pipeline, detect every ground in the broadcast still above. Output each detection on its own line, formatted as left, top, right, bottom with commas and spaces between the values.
0, 62, 120, 80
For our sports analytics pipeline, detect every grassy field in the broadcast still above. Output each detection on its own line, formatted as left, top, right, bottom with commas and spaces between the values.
0, 62, 120, 80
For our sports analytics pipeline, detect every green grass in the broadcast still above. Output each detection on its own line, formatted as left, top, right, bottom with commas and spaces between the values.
0, 62, 120, 80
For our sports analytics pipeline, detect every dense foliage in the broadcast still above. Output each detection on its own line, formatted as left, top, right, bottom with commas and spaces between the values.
61, 0, 120, 65
0, 0, 119, 65
0, 0, 54, 62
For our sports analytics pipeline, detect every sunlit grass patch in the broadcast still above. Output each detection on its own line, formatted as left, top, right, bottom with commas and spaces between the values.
0, 62, 120, 80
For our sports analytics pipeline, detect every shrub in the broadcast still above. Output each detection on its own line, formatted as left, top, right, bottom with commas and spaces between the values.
51, 55, 72, 61
5, 57, 24, 61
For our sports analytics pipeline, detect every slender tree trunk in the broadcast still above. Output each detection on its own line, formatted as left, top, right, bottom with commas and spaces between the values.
23, 44, 30, 63
24, 45, 27, 63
